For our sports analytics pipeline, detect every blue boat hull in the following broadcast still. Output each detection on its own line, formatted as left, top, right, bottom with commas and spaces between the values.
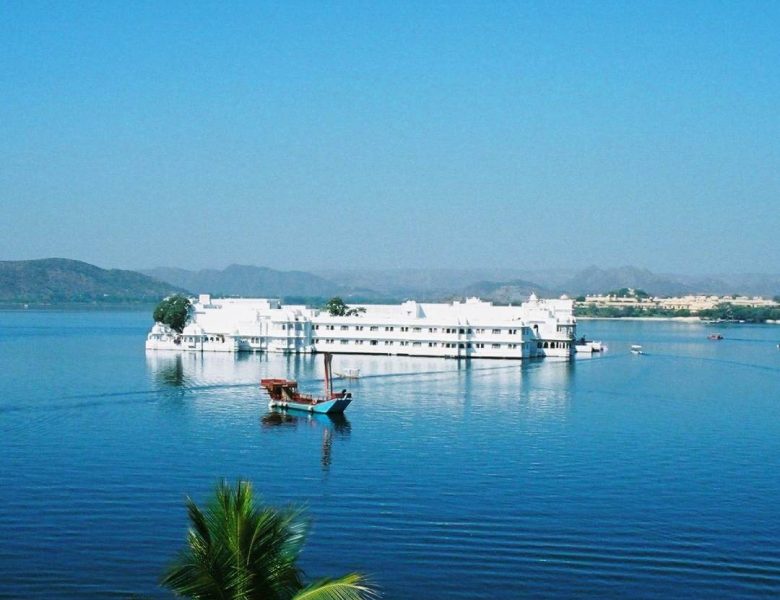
268, 398, 352, 414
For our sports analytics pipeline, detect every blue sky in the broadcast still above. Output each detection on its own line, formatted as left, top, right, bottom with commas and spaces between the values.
1, 1, 778, 273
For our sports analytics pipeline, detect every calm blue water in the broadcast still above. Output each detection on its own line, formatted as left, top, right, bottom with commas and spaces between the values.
1, 310, 780, 599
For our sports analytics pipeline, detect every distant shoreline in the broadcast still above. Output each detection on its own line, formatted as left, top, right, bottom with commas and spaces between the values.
577, 316, 701, 322
577, 316, 780, 324
2, 306, 778, 325
0, 303, 154, 311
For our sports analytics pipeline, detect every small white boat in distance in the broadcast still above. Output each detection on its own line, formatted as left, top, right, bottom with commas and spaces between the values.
630, 344, 644, 355
334, 367, 361, 379
575, 338, 605, 353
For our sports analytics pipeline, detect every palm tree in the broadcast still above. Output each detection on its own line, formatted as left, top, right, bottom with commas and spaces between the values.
161, 480, 378, 600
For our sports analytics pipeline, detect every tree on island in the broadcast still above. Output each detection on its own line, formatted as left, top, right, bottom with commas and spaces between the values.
153, 295, 192, 333
324, 297, 366, 317
161, 480, 378, 600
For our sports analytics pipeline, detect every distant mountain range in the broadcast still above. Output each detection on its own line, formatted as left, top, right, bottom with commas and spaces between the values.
317, 266, 780, 301
1, 259, 778, 306
554, 266, 780, 298
140, 264, 383, 301
0, 258, 187, 304
141, 265, 342, 299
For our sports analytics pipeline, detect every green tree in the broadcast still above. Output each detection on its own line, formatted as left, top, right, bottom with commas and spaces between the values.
153, 295, 192, 333
324, 297, 366, 317
161, 480, 377, 600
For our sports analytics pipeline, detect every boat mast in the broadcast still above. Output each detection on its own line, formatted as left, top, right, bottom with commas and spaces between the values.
323, 352, 333, 397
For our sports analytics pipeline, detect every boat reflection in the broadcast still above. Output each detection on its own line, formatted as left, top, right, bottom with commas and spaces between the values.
261, 410, 351, 470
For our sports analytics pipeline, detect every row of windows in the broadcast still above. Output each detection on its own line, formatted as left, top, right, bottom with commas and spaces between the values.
314, 325, 524, 334
314, 338, 520, 350
537, 341, 571, 349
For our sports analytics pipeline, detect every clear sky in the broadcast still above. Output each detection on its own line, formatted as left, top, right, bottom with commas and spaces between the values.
1, 1, 778, 274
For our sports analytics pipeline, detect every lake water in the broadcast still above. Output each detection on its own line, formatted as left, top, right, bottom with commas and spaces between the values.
1, 310, 780, 599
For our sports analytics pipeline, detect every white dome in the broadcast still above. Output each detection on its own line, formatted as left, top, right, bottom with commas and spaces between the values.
151, 322, 171, 334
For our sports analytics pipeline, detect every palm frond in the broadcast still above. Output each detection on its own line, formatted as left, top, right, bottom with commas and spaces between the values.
292, 573, 379, 600
161, 480, 373, 600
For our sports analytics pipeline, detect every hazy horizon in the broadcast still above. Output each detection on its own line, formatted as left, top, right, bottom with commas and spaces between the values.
3, 2, 778, 273
4, 257, 780, 281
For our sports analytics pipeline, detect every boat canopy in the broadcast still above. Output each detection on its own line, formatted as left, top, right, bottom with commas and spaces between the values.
260, 379, 298, 400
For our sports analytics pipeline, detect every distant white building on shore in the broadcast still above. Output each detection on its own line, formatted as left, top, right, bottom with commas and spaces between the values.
146, 293, 577, 360
579, 291, 778, 313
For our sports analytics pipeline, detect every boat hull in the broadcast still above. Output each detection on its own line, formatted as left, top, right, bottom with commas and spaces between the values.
268, 398, 352, 414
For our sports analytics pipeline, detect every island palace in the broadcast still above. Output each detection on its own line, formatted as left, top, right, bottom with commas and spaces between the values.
146, 294, 577, 360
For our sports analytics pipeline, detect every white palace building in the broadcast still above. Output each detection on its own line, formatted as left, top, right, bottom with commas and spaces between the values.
146, 294, 577, 360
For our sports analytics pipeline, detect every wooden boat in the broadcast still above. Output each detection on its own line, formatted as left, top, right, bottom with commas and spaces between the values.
630, 344, 644, 355
260, 353, 352, 414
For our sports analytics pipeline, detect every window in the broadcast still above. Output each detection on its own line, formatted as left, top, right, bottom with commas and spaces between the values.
385, 340, 394, 345
314, 325, 319, 330
385, 326, 394, 332
340, 325, 349, 330
429, 327, 438, 333
509, 344, 517, 349
356, 325, 364, 331
492, 329, 501, 334
492, 343, 501, 349
509, 329, 518, 335
370, 340, 378, 346
370, 326, 378, 331
476, 343, 485, 348
400, 326, 409, 332
356, 340, 364, 345
467, 328, 472, 334
413, 342, 421, 347
458, 343, 465, 349
341, 339, 349, 345
413, 327, 422, 332
326, 325, 335, 331
459, 328, 465, 334
428, 342, 437, 347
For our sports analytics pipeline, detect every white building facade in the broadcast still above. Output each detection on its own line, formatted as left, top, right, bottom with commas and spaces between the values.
146, 294, 576, 360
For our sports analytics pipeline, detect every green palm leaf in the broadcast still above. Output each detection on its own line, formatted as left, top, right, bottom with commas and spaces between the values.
161, 480, 378, 600
292, 574, 378, 600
